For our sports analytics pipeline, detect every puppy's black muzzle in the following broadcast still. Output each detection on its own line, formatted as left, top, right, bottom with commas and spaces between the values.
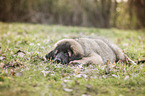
53, 52, 69, 64
53, 58, 61, 63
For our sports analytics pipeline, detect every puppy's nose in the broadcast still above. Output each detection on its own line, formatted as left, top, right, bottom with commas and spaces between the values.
53, 58, 61, 63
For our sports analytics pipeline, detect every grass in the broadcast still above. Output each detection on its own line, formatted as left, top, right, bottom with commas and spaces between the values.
0, 22, 145, 96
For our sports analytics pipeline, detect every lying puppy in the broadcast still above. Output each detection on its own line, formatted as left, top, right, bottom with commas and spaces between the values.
45, 38, 132, 65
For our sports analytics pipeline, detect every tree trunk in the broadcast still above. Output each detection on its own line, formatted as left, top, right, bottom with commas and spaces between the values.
133, 0, 145, 28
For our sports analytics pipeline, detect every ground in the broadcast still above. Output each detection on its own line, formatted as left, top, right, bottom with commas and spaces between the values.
0, 22, 145, 96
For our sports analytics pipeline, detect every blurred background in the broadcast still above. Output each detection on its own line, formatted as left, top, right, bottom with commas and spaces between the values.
0, 0, 144, 29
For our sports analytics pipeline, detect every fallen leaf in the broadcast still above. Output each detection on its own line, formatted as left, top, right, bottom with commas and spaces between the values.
16, 72, 23, 77
82, 94, 91, 96
3, 61, 23, 68
18, 52, 25, 57
0, 56, 5, 60
10, 69, 15, 76
112, 74, 118, 78
0, 63, 4, 68
63, 88, 73, 92
41, 70, 50, 77
61, 83, 67, 87
37, 43, 40, 46
15, 50, 26, 57
123, 43, 129, 47
64, 80, 72, 82
15, 50, 25, 54
29, 77, 32, 79
124, 76, 129, 80
75, 74, 82, 78
29, 43, 34, 46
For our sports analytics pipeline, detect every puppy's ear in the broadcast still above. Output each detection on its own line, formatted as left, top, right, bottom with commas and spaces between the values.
68, 51, 72, 57
45, 50, 54, 59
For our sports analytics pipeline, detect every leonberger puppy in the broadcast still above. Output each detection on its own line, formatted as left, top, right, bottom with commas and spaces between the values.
45, 38, 130, 65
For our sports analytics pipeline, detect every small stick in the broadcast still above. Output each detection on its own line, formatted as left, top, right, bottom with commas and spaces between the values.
124, 54, 137, 65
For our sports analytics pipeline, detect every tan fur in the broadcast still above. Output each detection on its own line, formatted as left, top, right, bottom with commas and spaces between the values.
51, 38, 126, 65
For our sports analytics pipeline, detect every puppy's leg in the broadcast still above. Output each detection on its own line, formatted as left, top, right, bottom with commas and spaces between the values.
69, 54, 103, 65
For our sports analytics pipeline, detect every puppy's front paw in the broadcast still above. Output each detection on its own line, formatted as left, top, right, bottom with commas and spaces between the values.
69, 60, 80, 65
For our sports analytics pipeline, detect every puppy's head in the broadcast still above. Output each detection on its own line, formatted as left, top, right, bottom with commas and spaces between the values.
45, 42, 72, 64
52, 42, 72, 64
45, 39, 83, 64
